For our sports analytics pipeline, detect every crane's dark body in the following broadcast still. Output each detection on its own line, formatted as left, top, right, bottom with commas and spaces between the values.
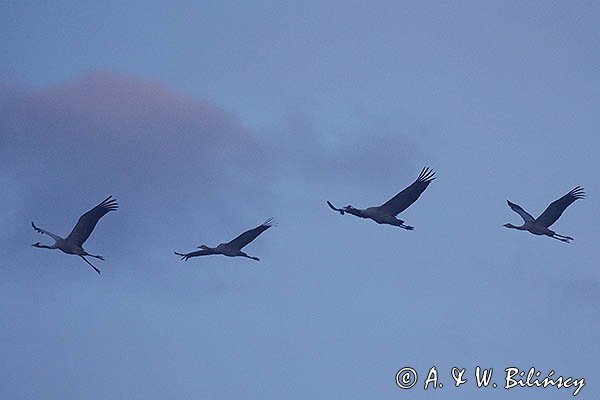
327, 167, 435, 230
175, 219, 274, 262
504, 186, 585, 243
31, 196, 118, 274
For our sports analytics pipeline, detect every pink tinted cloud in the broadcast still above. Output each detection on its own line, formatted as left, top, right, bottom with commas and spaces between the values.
7, 72, 256, 156
0, 73, 273, 237
0, 72, 270, 209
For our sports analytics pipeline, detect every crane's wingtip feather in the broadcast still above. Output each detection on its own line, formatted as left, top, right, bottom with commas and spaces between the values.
99, 195, 119, 211
570, 186, 585, 199
262, 218, 276, 227
416, 167, 436, 183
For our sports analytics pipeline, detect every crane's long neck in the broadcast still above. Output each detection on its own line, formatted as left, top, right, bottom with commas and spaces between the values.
198, 244, 217, 252
344, 207, 366, 218
33, 242, 58, 249
504, 223, 526, 230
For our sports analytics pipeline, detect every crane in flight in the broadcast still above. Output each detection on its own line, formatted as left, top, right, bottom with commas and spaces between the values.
327, 167, 435, 230
31, 196, 118, 274
503, 186, 585, 243
175, 218, 275, 261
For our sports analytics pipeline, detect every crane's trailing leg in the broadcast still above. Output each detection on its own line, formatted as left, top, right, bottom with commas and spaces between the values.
554, 233, 574, 241
551, 233, 573, 242
240, 251, 260, 261
392, 218, 414, 230
85, 253, 105, 260
80, 256, 101, 274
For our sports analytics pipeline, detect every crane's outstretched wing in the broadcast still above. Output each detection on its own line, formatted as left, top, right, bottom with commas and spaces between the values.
326, 201, 345, 215
227, 218, 275, 250
174, 250, 214, 261
506, 200, 535, 223
536, 186, 585, 228
66, 196, 118, 247
31, 221, 63, 242
379, 167, 435, 215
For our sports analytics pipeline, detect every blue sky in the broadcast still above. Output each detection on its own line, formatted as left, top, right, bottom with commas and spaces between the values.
1, 2, 599, 399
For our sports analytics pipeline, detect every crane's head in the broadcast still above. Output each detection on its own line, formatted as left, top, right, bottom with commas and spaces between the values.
343, 205, 356, 211
503, 223, 517, 229
32, 242, 51, 249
